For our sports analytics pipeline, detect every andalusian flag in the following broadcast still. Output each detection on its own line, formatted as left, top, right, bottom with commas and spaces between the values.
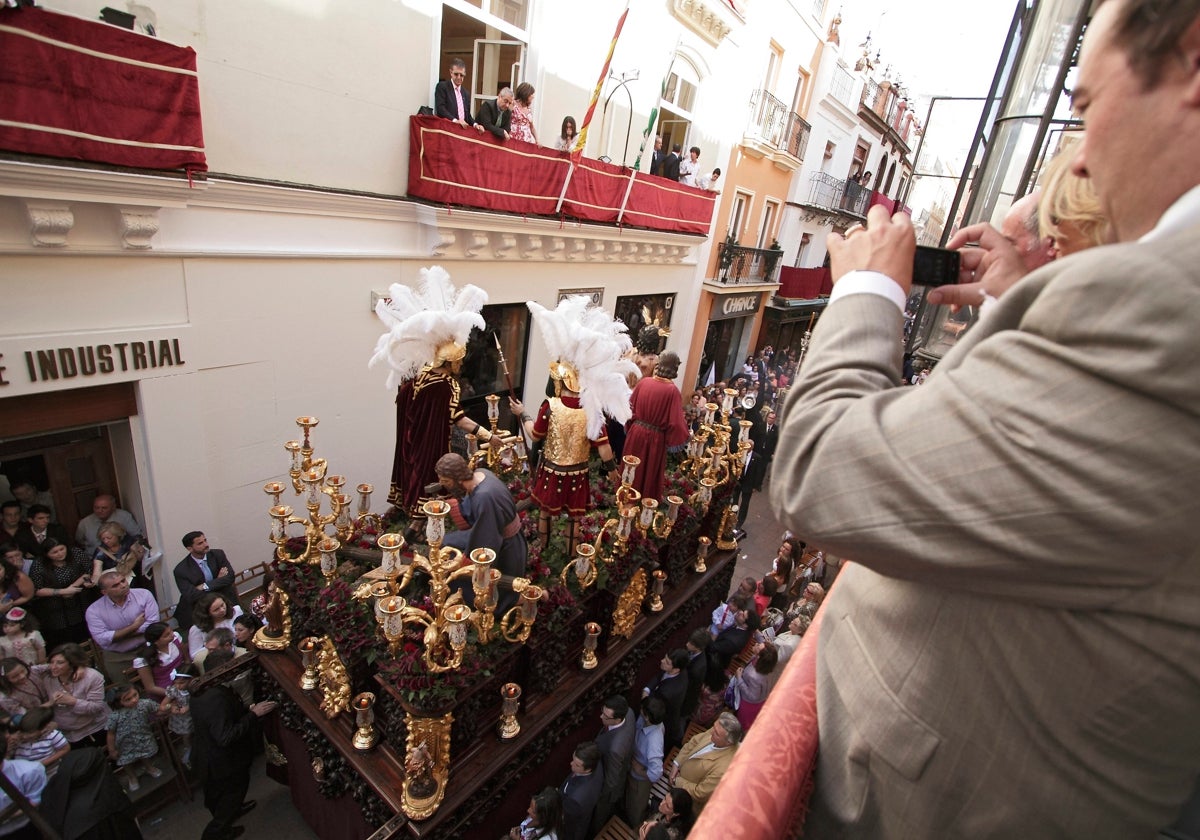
573, 2, 630, 155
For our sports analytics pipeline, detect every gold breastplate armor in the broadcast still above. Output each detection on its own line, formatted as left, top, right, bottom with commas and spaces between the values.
543, 398, 590, 466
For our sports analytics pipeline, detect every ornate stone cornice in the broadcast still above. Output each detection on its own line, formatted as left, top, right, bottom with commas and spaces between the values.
671, 0, 740, 47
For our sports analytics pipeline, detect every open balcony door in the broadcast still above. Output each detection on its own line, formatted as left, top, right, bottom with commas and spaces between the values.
471, 38, 526, 114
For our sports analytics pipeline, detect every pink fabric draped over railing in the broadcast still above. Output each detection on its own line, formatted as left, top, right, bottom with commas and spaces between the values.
408, 116, 717, 235
0, 6, 206, 172
691, 606, 826, 838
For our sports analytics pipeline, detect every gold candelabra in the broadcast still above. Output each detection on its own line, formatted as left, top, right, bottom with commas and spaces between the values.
265, 417, 384, 568
561, 543, 599, 590
615, 455, 643, 510
694, 536, 711, 573
716, 503, 740, 551
648, 495, 683, 539
499, 583, 543, 644
589, 504, 637, 566
466, 395, 529, 477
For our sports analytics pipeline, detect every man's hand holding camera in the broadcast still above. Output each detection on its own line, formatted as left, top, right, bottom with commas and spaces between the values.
828, 206, 916, 292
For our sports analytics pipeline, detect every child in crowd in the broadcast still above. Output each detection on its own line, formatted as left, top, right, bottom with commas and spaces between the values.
163, 664, 196, 766
10, 706, 70, 767
105, 683, 166, 791
0, 608, 45, 664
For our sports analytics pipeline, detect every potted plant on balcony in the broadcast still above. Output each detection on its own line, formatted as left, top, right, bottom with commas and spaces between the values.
764, 239, 784, 280
719, 233, 739, 279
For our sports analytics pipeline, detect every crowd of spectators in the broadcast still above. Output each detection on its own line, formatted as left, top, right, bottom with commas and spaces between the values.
503, 529, 827, 840
0, 482, 271, 837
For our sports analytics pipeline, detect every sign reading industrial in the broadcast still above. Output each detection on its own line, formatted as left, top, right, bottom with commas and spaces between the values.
708, 293, 761, 321
0, 327, 189, 396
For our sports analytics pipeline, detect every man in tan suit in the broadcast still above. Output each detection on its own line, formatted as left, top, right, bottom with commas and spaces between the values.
666, 711, 742, 811
770, 1, 1200, 837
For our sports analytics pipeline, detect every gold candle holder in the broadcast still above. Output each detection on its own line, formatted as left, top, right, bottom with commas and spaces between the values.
377, 532, 405, 576
356, 483, 374, 517
498, 683, 521, 739
648, 569, 666, 612
317, 536, 340, 580
378, 595, 405, 655
299, 636, 320, 690
268, 504, 292, 543
352, 692, 377, 751
695, 536, 711, 573
581, 621, 601, 670
263, 481, 286, 507
637, 498, 659, 534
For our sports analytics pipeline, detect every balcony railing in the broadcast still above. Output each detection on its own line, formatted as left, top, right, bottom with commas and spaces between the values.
746, 90, 811, 161
717, 242, 784, 284
860, 78, 900, 126
806, 172, 872, 217
828, 64, 856, 109
782, 112, 812, 160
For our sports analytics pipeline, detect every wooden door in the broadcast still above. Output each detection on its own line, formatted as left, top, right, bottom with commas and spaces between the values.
41, 431, 118, 539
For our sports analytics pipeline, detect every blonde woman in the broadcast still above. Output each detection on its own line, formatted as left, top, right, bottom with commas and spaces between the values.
1038, 138, 1110, 257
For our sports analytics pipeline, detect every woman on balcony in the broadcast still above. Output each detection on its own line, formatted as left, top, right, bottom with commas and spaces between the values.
554, 116, 577, 151
511, 83, 538, 145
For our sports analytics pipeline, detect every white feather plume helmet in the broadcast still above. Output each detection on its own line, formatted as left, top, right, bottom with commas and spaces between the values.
527, 296, 638, 439
369, 266, 488, 390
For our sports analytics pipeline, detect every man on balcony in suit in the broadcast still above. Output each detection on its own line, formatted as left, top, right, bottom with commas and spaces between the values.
649, 135, 665, 176
173, 531, 237, 633
433, 58, 474, 130
661, 144, 681, 182
772, 1, 1200, 835
475, 87, 514, 140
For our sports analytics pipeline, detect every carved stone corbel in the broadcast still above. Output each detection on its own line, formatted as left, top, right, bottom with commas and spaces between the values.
117, 206, 160, 250
521, 234, 543, 259
565, 239, 587, 261
463, 231, 490, 258
546, 237, 566, 259
493, 233, 517, 258
432, 231, 456, 257
23, 201, 74, 248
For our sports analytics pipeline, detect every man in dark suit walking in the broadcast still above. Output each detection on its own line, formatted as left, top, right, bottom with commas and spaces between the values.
192, 648, 276, 840
173, 531, 238, 633
591, 696, 635, 832
643, 649, 689, 749
433, 58, 474, 129
736, 409, 779, 530
559, 741, 603, 840
475, 87, 514, 140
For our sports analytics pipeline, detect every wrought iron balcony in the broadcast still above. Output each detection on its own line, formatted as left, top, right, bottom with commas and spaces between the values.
744, 90, 810, 163
782, 111, 812, 161
805, 172, 872, 217
716, 242, 784, 284
860, 78, 901, 126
